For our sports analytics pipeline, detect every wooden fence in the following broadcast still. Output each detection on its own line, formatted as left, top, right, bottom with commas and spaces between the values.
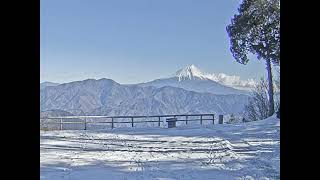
40, 113, 225, 130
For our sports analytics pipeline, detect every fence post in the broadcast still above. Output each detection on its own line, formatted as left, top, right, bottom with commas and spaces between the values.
84, 117, 87, 130
212, 114, 215, 124
158, 116, 161, 127
219, 115, 223, 124
200, 115, 202, 125
131, 117, 134, 127
186, 115, 188, 125
60, 118, 63, 130
111, 118, 114, 129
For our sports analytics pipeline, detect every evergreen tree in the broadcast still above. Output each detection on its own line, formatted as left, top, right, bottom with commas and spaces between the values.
226, 0, 280, 116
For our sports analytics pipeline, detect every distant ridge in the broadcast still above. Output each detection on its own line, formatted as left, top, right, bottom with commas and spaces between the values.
40, 78, 250, 116
40, 82, 60, 90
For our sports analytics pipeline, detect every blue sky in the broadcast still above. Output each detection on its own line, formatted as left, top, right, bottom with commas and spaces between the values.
40, 0, 266, 84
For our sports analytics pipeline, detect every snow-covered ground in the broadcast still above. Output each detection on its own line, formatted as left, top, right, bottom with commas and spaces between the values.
40, 115, 280, 180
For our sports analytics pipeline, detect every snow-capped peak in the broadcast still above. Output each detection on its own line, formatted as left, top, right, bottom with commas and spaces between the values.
175, 65, 207, 81
174, 64, 256, 90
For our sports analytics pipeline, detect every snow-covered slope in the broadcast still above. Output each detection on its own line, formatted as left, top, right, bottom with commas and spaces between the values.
40, 78, 250, 116
205, 73, 256, 91
175, 64, 208, 80
138, 65, 250, 95
40, 115, 280, 180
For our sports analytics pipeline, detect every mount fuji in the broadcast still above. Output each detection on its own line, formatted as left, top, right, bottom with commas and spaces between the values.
137, 65, 251, 95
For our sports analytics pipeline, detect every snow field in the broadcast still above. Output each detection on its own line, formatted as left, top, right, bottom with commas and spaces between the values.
41, 115, 280, 179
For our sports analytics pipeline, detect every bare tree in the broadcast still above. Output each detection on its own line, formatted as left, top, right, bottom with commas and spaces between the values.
244, 72, 280, 121
244, 78, 271, 121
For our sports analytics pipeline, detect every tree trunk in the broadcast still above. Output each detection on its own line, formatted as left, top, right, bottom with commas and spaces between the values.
266, 59, 275, 116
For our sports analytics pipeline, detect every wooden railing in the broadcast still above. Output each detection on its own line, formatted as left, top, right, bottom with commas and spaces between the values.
40, 113, 224, 130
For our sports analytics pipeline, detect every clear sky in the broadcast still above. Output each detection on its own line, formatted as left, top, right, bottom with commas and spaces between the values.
40, 0, 266, 84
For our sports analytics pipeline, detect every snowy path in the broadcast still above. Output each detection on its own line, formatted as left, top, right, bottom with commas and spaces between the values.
40, 116, 280, 180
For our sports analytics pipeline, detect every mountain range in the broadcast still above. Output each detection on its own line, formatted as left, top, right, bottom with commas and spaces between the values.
40, 65, 252, 116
